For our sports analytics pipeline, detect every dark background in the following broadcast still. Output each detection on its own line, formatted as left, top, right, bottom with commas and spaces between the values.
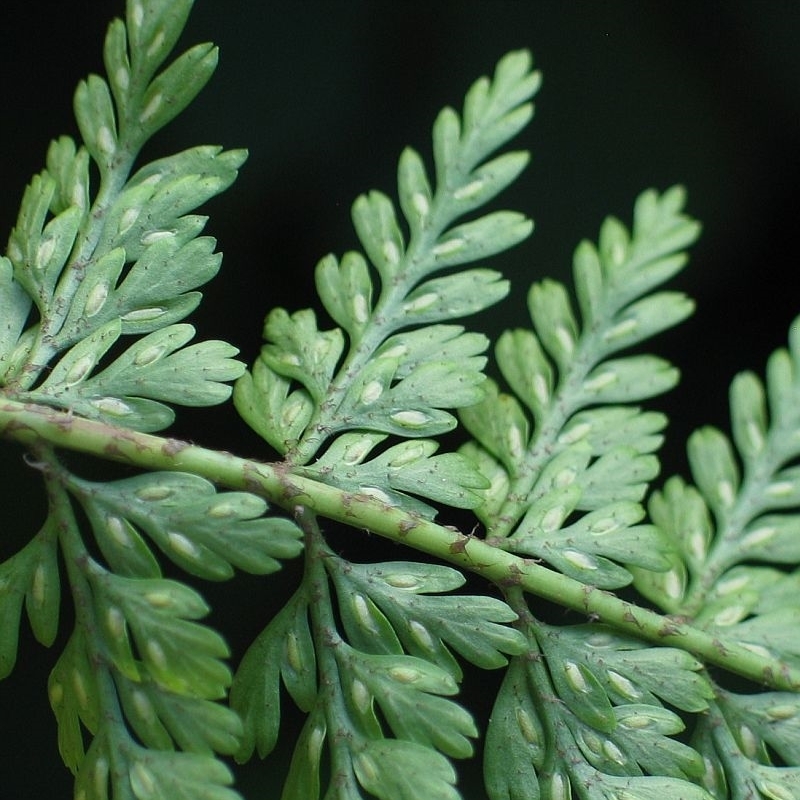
1, 2, 798, 798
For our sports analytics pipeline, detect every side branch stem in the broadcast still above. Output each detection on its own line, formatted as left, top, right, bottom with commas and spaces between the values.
2, 397, 798, 691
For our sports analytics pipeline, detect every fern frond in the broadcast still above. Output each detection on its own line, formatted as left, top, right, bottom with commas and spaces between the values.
235, 50, 540, 464
326, 558, 526, 674
461, 187, 700, 588
0, 515, 60, 678
0, 8, 304, 798
232, 512, 526, 798
607, 313, 800, 798
65, 470, 302, 580
30, 322, 244, 431
0, 436, 304, 799
230, 587, 316, 761
694, 697, 800, 800
485, 589, 714, 800
1, 0, 243, 434
29, 458, 247, 799
634, 315, 800, 626
293, 431, 488, 517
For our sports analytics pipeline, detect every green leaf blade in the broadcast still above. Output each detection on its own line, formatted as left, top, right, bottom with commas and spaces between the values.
135, 43, 218, 143
352, 739, 459, 800
74, 74, 118, 169
484, 659, 544, 800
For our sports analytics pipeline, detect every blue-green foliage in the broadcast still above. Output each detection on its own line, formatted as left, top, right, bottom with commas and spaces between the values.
0, 3, 301, 799
460, 186, 701, 588
3, 2, 800, 800
628, 316, 800, 799
230, 49, 541, 797
232, 530, 526, 800
234, 49, 539, 466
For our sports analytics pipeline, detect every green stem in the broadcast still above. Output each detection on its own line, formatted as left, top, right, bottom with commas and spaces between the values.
299, 508, 364, 793
504, 587, 573, 797
2, 397, 799, 691
39, 445, 134, 788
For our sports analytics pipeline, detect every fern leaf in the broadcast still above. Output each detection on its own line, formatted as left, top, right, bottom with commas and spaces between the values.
65, 471, 302, 580
117, 675, 242, 756
31, 323, 245, 431
460, 187, 700, 588
236, 50, 540, 464
118, 747, 239, 800
2, 0, 242, 414
694, 698, 800, 800
327, 558, 527, 676
278, 706, 326, 800
295, 432, 488, 516
230, 588, 316, 761
0, 514, 61, 679
234, 516, 526, 799
508, 495, 670, 588
486, 594, 713, 800
635, 315, 800, 626
52, 146, 246, 346
230, 357, 314, 454
89, 567, 231, 697
0, 256, 32, 383
0, 517, 61, 678
542, 624, 713, 713
6, 173, 82, 315
341, 645, 478, 759
352, 739, 460, 800
258, 308, 346, 404
483, 658, 544, 800
39, 458, 265, 800
49, 628, 102, 773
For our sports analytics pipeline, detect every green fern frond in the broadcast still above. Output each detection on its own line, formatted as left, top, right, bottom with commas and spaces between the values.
5, 2, 800, 799
537, 624, 713, 715
634, 315, 800, 623
1, 0, 243, 431
65, 470, 301, 579
232, 512, 526, 799
293, 431, 489, 517
616, 311, 800, 799
326, 558, 526, 674
35, 461, 247, 799
230, 587, 316, 762
0, 438, 300, 799
26, 322, 243, 431
0, 3, 305, 798
235, 50, 540, 464
485, 590, 714, 800
694, 697, 800, 800
717, 688, 800, 767
0, 516, 60, 678
461, 187, 700, 588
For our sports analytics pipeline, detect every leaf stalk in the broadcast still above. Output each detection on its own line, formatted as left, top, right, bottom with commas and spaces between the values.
2, 397, 799, 691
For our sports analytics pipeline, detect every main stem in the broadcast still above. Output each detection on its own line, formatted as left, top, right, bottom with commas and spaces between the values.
2, 396, 799, 691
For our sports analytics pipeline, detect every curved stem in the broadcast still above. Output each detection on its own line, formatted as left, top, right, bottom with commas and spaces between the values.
2, 397, 799, 691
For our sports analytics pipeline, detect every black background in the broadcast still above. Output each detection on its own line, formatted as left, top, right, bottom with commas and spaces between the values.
1, 2, 799, 798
